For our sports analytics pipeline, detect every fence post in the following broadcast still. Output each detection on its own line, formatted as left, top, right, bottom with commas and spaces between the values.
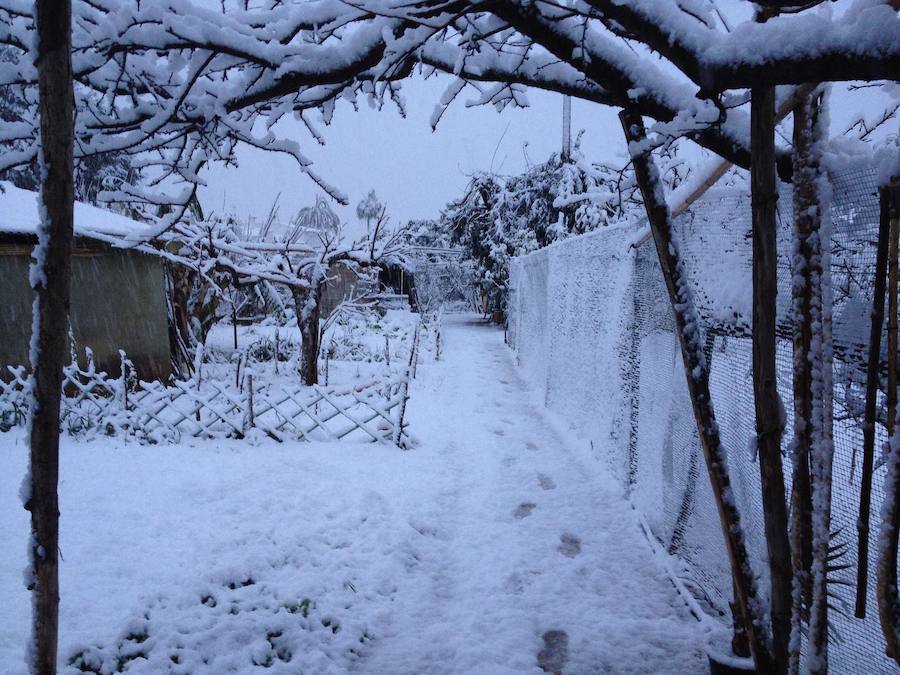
434, 309, 442, 361
194, 341, 204, 423
119, 350, 128, 412
393, 323, 420, 448
857, 182, 894, 617
246, 372, 255, 431
875, 181, 900, 665
274, 329, 280, 375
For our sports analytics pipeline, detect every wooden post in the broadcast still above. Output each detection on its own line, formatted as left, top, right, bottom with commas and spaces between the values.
324, 347, 330, 387
393, 323, 420, 448
788, 89, 818, 670
194, 341, 203, 423
247, 373, 255, 430
119, 350, 129, 412
789, 86, 833, 674
274, 329, 280, 375
619, 108, 774, 673
878, 181, 900, 664
750, 83, 792, 674
888, 195, 899, 439
410, 321, 421, 379
26, 1, 74, 671
232, 305, 238, 350
857, 183, 893, 617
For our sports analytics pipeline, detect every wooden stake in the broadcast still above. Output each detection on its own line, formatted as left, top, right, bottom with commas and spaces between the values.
788, 90, 818, 672
857, 183, 893, 618
876, 182, 900, 663
26, 1, 74, 670
887, 193, 898, 439
751, 83, 792, 674
247, 373, 255, 430
789, 86, 833, 674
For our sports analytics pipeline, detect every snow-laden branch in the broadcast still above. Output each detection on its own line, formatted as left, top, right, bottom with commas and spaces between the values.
2, 0, 896, 219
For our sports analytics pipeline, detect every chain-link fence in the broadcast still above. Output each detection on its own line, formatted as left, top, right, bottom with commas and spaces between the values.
507, 165, 890, 673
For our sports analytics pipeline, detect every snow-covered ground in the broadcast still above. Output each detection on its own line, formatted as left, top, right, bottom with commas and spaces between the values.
0, 314, 704, 673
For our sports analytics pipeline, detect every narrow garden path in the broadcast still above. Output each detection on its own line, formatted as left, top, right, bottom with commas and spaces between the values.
366, 314, 706, 673
0, 314, 706, 674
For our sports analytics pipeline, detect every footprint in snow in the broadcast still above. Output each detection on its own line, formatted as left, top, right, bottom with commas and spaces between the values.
502, 455, 517, 467
503, 569, 538, 595
537, 630, 569, 674
513, 502, 537, 519
491, 428, 505, 437
558, 533, 581, 558
537, 474, 556, 490
525, 441, 538, 451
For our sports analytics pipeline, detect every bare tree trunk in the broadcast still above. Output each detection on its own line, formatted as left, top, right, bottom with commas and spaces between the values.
751, 84, 792, 675
878, 181, 900, 665
24, 2, 74, 672
789, 86, 833, 674
293, 284, 322, 386
889, 196, 899, 441
166, 263, 195, 378
619, 108, 774, 673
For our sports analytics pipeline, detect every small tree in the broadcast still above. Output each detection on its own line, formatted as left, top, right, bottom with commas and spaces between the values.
24, 1, 74, 672
166, 208, 408, 386
356, 189, 384, 236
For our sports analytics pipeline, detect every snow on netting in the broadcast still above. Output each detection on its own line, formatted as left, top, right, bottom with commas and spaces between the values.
508, 164, 892, 672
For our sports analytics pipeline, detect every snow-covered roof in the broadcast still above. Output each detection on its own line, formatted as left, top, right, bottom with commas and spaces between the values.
0, 181, 154, 241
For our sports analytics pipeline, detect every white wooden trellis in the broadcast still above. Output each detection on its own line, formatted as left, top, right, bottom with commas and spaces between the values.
0, 352, 414, 446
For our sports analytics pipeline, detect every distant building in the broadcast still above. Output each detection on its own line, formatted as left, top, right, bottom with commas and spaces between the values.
0, 182, 172, 381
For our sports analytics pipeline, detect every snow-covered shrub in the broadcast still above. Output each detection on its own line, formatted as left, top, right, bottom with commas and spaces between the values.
66, 581, 374, 674
439, 144, 633, 315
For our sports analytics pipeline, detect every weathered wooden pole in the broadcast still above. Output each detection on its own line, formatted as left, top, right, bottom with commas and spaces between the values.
247, 373, 255, 430
25, 1, 74, 671
877, 181, 900, 664
857, 182, 893, 618
619, 108, 774, 673
789, 86, 833, 674
750, 81, 792, 674
887, 189, 899, 439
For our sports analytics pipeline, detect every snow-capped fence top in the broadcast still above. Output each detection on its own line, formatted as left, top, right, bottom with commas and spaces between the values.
0, 349, 414, 446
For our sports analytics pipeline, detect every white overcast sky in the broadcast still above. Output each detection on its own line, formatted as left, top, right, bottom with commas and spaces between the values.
198, 69, 893, 234
199, 76, 626, 230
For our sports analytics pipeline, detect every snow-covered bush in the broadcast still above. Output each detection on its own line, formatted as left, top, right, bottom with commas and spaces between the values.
439, 145, 634, 316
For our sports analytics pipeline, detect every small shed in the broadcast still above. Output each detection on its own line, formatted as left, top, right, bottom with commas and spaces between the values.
0, 182, 172, 381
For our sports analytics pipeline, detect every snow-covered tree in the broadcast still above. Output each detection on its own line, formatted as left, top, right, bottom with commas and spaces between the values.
1, 2, 897, 672
356, 189, 384, 236
443, 148, 631, 315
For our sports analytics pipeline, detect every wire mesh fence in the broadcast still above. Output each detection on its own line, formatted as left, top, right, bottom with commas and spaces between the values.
508, 164, 891, 672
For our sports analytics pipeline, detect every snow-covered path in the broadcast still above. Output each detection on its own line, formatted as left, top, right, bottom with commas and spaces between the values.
372, 314, 705, 673
0, 314, 704, 674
